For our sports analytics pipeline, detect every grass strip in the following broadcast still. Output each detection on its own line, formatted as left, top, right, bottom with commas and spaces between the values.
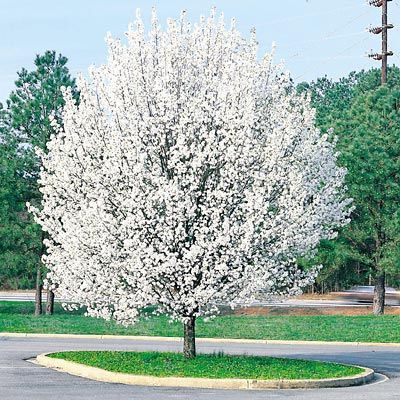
48, 351, 363, 380
2, 301, 400, 343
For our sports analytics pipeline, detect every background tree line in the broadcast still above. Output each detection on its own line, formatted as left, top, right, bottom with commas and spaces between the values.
0, 50, 398, 315
298, 66, 400, 314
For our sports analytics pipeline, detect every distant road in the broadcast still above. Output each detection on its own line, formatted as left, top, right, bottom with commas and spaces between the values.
245, 299, 372, 308
0, 335, 397, 400
0, 291, 52, 302
1, 291, 394, 307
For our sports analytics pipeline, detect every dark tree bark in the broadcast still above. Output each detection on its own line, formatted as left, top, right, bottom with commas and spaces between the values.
183, 316, 196, 358
34, 265, 42, 316
45, 290, 55, 315
373, 272, 385, 316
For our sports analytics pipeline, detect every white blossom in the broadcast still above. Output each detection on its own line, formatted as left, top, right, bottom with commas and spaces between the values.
30, 9, 351, 325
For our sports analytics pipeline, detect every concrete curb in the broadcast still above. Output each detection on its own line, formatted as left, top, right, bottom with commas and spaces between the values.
35, 352, 375, 390
2, 332, 400, 347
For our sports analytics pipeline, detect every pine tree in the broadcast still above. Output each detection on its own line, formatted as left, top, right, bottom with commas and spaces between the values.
338, 85, 400, 314
0, 105, 42, 291
4, 50, 78, 314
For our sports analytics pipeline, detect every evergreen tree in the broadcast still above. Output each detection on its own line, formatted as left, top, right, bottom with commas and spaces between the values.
338, 85, 400, 314
0, 105, 41, 291
2, 51, 78, 314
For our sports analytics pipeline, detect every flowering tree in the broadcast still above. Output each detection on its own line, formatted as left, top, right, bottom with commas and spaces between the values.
31, 9, 351, 358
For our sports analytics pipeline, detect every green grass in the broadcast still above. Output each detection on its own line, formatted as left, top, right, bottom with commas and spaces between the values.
48, 351, 363, 380
1, 301, 400, 343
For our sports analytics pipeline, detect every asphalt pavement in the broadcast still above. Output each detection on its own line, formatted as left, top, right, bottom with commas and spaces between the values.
0, 335, 399, 400
0, 291, 386, 307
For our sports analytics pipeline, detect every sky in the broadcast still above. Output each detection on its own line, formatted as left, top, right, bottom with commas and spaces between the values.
1, 0, 399, 102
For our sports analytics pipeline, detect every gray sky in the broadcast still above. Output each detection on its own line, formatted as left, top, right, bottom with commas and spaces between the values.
1, 0, 399, 102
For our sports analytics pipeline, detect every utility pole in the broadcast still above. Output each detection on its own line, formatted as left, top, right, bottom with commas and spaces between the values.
367, 0, 394, 317
368, 0, 393, 84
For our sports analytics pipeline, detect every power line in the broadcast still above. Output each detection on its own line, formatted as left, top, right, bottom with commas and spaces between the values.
324, 8, 372, 39
282, 30, 366, 51
294, 36, 370, 80
258, 4, 365, 28
293, 1, 397, 82
294, 42, 367, 80
284, 7, 373, 66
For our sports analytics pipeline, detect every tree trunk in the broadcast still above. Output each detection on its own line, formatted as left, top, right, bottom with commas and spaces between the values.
34, 265, 42, 316
373, 272, 385, 316
183, 316, 196, 358
46, 290, 55, 315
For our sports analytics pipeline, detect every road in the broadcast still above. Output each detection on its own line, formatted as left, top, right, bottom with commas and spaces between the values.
1, 335, 399, 400
0, 291, 389, 307
0, 292, 51, 302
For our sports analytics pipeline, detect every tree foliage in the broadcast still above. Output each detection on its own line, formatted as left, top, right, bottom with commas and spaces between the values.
0, 106, 41, 288
0, 51, 77, 289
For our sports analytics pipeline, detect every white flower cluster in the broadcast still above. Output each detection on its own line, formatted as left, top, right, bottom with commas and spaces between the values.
30, 9, 351, 325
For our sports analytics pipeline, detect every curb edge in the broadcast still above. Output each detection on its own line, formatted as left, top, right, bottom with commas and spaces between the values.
35, 352, 375, 390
